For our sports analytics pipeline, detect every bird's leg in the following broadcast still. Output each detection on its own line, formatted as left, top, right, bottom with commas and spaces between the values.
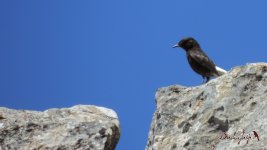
202, 76, 210, 83
202, 76, 206, 84
206, 77, 210, 83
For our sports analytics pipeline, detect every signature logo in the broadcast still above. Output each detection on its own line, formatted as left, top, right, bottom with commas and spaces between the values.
211, 129, 260, 149
219, 129, 259, 144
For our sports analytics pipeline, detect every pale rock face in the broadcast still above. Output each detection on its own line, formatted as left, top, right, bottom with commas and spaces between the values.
146, 63, 267, 150
0, 105, 120, 150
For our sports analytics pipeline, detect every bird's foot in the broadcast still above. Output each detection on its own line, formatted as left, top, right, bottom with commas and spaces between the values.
206, 77, 210, 83
202, 76, 210, 84
202, 77, 206, 84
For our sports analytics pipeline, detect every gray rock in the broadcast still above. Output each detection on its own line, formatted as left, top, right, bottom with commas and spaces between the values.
0, 105, 120, 150
146, 63, 267, 150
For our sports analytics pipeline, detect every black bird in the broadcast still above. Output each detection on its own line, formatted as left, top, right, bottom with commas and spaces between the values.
173, 37, 226, 83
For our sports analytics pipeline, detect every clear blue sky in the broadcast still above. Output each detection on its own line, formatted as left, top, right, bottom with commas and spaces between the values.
1, 1, 267, 149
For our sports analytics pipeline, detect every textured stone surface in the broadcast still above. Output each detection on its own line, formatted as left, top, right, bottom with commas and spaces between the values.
0, 105, 120, 150
146, 63, 267, 150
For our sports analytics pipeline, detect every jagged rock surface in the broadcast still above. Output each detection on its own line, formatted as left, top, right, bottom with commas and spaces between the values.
0, 105, 120, 150
146, 63, 267, 150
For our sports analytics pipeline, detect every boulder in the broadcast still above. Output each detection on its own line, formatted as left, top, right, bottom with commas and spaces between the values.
146, 63, 267, 150
0, 105, 120, 150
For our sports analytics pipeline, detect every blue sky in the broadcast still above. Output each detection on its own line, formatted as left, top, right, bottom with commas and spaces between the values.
1, 1, 267, 149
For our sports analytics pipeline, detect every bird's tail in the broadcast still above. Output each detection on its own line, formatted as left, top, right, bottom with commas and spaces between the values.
215, 66, 227, 76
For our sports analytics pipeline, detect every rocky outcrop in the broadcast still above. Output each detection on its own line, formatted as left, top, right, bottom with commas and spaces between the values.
0, 105, 120, 150
146, 63, 267, 150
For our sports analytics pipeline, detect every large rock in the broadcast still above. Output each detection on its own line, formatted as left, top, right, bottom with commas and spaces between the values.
0, 105, 120, 150
146, 63, 267, 150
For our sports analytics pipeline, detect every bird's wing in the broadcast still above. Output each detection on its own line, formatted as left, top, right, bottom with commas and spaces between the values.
188, 50, 217, 72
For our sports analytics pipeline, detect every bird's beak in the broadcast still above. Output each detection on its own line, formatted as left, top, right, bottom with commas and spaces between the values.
172, 44, 179, 48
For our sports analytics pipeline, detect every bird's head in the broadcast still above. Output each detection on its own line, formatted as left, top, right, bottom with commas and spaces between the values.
173, 37, 200, 51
